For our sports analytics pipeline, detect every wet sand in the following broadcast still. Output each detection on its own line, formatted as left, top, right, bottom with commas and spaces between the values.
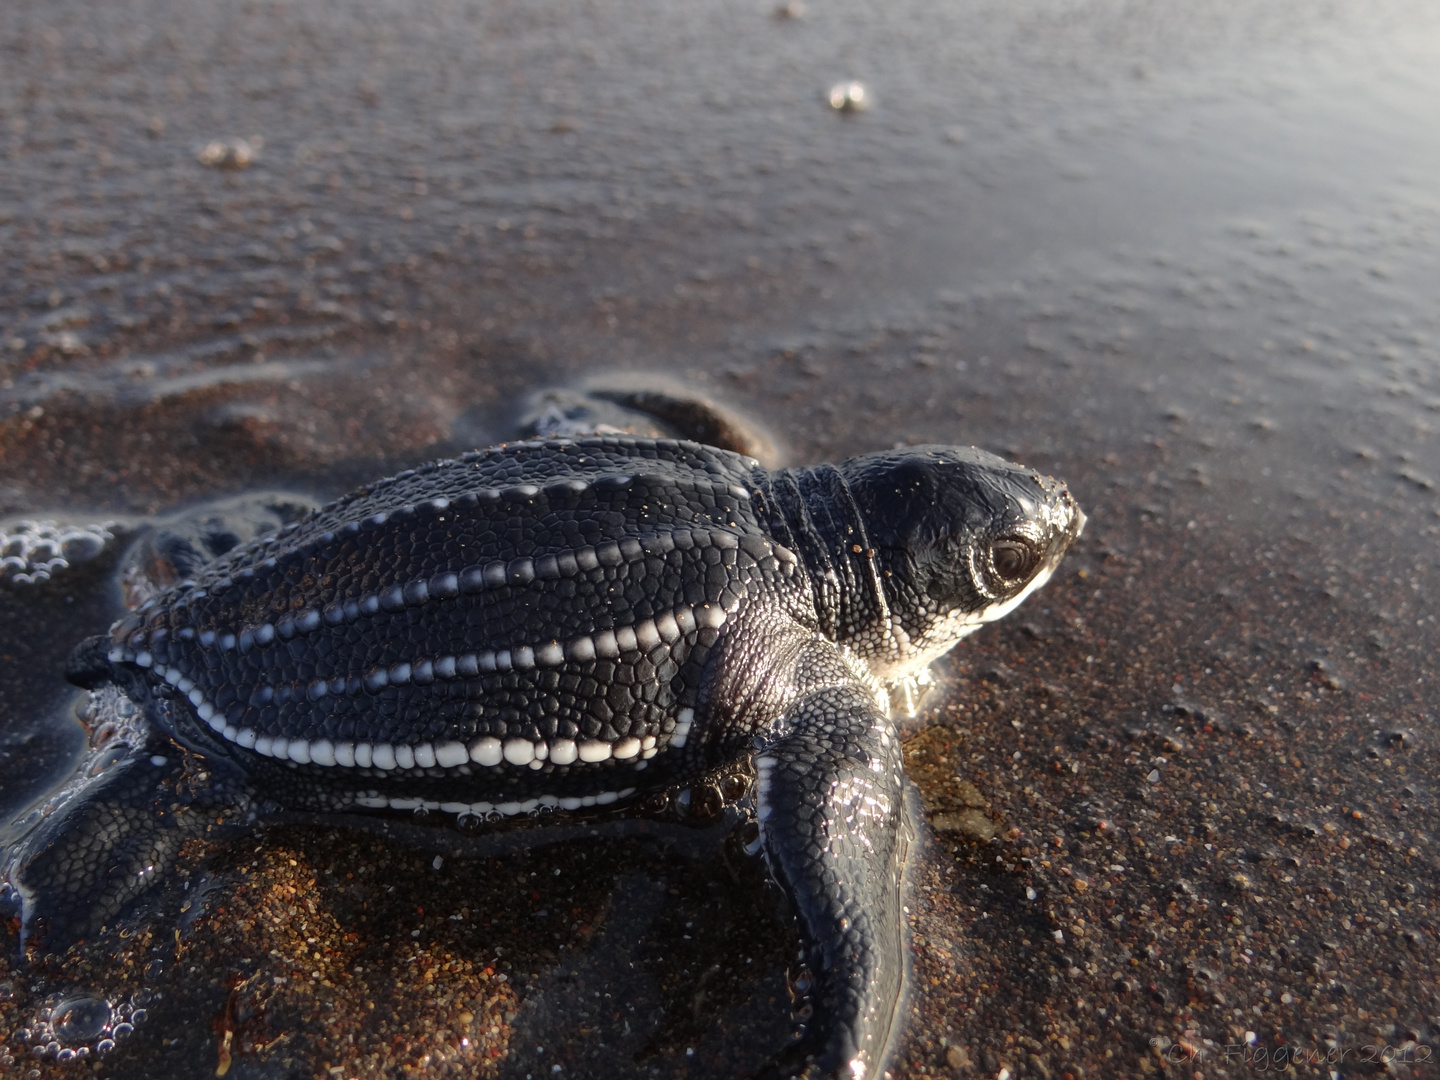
2, 1, 1437, 1077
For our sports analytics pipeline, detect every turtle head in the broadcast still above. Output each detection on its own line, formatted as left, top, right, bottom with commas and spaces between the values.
841, 445, 1084, 674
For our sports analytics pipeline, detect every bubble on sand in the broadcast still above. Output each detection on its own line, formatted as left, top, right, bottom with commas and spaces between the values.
51, 997, 113, 1044
0, 520, 115, 584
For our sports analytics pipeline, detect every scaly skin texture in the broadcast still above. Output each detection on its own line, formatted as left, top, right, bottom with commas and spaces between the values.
4, 437, 1082, 1080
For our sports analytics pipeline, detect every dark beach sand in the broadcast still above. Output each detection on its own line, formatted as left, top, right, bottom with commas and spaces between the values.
2, 1, 1437, 1076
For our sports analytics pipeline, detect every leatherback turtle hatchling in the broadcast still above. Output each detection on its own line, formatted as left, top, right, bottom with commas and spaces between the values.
5, 436, 1082, 1079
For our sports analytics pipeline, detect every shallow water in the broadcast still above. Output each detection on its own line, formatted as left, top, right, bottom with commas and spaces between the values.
2, 1, 1438, 1077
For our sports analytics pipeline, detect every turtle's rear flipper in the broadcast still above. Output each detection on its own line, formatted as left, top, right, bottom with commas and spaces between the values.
120, 492, 318, 609
4, 702, 254, 956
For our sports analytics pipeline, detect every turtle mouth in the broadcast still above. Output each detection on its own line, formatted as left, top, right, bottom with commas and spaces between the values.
972, 559, 1058, 628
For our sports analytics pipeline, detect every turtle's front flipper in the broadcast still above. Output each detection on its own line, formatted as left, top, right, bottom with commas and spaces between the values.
755, 641, 911, 1080
4, 687, 255, 955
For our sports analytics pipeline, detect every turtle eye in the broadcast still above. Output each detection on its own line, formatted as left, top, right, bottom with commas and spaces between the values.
988, 538, 1036, 584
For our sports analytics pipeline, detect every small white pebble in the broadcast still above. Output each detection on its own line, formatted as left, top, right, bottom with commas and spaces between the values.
827, 80, 868, 113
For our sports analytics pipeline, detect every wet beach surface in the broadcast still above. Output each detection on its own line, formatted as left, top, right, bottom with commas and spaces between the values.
2, 0, 1438, 1077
